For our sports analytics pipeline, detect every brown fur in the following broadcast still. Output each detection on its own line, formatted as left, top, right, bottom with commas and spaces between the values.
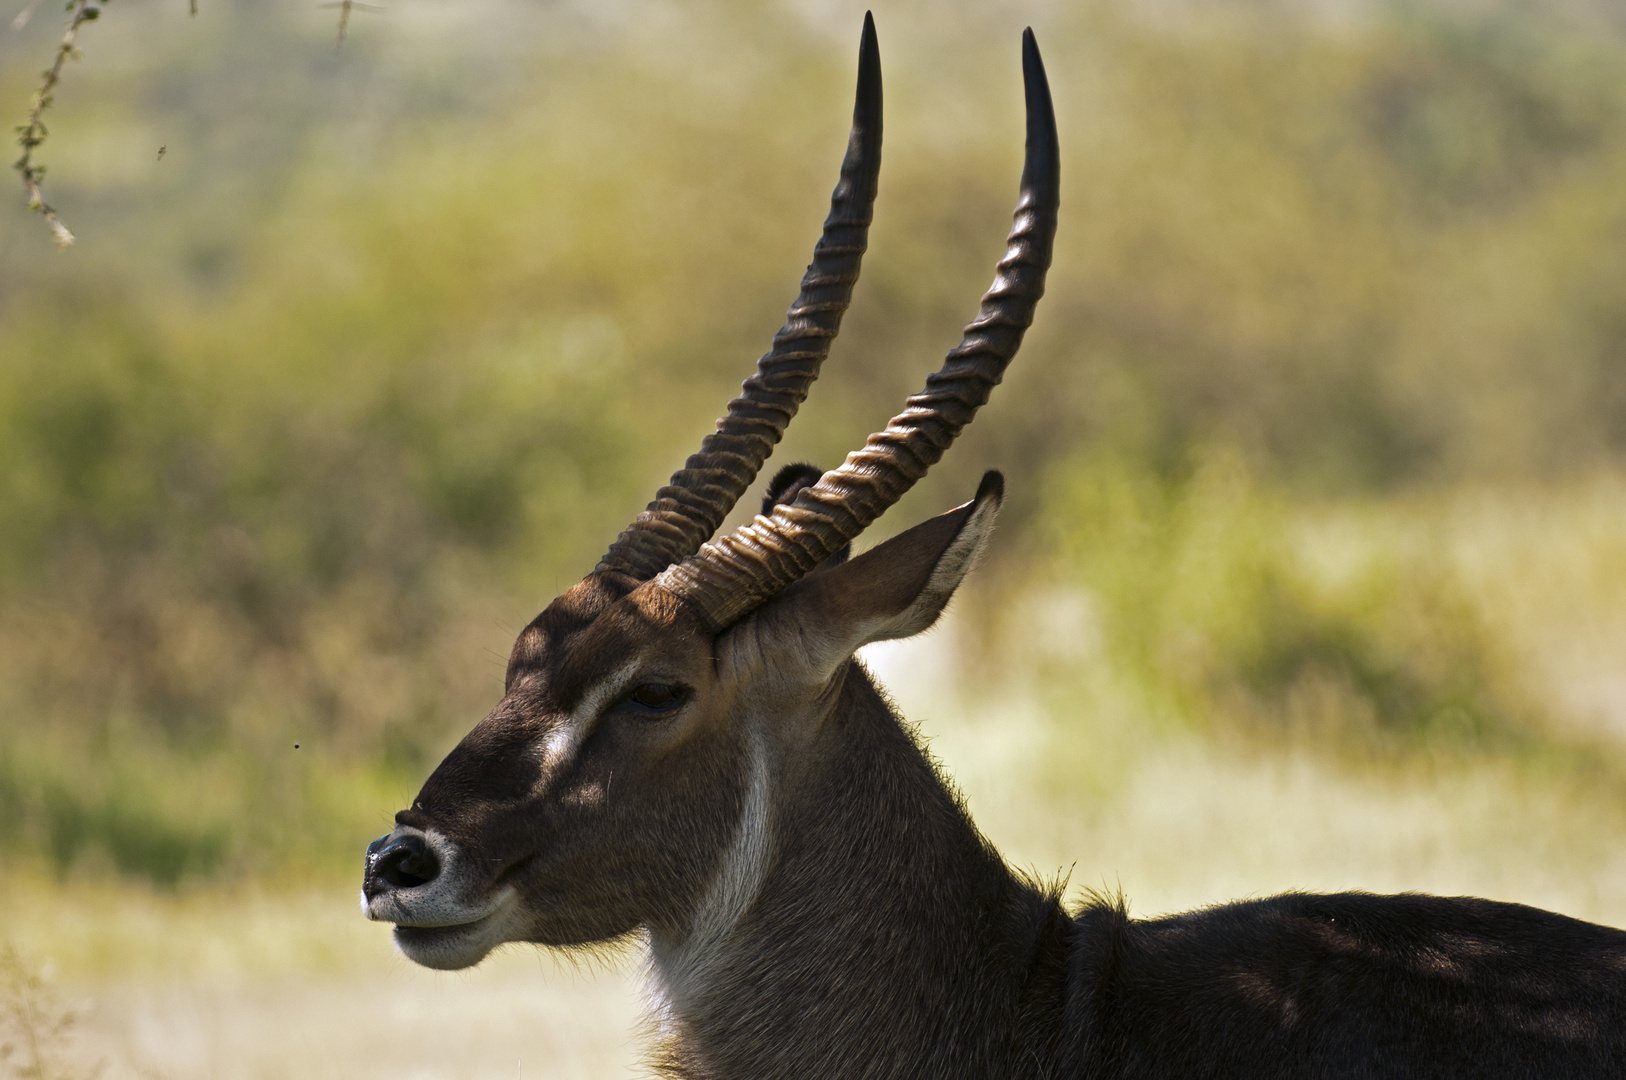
366, 490, 1626, 1077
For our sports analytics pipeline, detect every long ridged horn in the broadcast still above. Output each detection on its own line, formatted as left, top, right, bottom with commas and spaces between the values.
657, 28, 1058, 632
596, 13, 884, 583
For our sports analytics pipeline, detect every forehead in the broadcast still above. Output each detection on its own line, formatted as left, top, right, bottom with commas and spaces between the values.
504, 574, 698, 699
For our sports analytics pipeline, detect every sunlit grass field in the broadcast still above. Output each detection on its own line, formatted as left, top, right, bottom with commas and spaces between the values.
5, 0, 1626, 1074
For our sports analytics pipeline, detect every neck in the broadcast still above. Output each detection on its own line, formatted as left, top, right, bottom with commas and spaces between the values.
644, 665, 1073, 1079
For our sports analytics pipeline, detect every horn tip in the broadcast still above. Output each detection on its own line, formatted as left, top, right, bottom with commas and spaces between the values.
1019, 28, 1059, 203
856, 12, 881, 116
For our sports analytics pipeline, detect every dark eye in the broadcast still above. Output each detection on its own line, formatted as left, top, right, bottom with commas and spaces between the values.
627, 683, 687, 714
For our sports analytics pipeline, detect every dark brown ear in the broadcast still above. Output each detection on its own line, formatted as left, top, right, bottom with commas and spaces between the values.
763, 463, 850, 566
744, 471, 1003, 681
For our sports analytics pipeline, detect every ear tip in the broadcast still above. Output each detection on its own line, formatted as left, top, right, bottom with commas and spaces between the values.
764, 462, 828, 517
976, 469, 1005, 506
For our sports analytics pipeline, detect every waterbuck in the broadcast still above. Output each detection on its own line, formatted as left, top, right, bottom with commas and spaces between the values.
362, 16, 1626, 1077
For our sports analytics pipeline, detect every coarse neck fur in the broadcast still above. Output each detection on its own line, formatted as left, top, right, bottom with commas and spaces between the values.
643, 663, 1076, 1080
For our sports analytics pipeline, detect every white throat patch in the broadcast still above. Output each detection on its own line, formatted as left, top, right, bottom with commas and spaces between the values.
646, 730, 774, 1020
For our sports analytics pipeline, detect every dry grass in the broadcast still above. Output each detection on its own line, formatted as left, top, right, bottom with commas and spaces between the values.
3, 879, 642, 1078
0, 943, 101, 1080
69, 962, 640, 1080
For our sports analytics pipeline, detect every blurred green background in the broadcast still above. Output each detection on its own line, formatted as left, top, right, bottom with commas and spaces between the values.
4, 0, 1626, 929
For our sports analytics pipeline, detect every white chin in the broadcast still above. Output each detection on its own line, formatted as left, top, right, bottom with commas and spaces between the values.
393, 914, 511, 970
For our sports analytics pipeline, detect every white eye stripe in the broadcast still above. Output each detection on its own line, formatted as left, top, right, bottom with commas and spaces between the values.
541, 658, 643, 766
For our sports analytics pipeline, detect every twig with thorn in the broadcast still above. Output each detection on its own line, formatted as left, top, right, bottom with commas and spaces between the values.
318, 0, 382, 50
12, 0, 107, 248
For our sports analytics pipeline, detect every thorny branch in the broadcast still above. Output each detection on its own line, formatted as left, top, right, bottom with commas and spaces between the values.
12, 0, 371, 247
12, 0, 106, 248
320, 0, 383, 50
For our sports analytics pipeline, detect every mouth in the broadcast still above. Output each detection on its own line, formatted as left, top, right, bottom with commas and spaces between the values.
385, 888, 521, 970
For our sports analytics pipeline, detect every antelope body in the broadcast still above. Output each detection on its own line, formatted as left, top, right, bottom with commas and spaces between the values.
363, 17, 1626, 1077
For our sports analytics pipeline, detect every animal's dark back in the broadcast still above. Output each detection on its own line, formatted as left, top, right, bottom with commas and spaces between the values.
1066, 891, 1626, 1079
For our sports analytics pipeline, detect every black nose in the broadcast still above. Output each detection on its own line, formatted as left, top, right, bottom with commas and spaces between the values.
364, 832, 441, 896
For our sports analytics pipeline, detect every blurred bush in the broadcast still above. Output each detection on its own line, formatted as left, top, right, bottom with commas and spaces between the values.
2, 0, 1626, 884
1038, 449, 1532, 750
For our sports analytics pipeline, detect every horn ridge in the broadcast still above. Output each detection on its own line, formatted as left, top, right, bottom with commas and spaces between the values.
658, 29, 1059, 631
597, 13, 884, 582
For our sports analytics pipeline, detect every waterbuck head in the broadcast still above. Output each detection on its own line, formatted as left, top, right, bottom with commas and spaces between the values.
362, 13, 1058, 974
